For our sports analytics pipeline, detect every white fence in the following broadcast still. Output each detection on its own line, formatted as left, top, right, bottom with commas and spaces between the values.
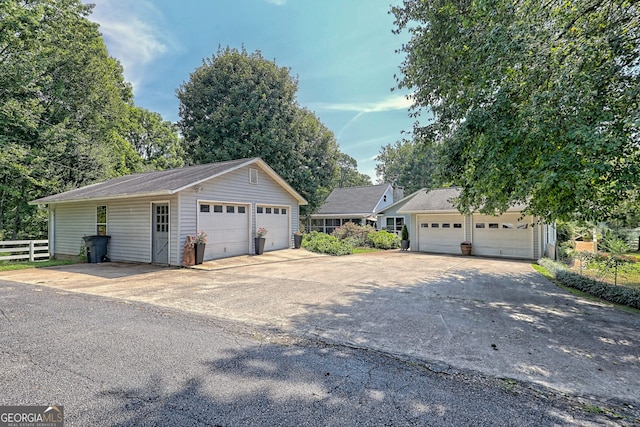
0, 240, 50, 262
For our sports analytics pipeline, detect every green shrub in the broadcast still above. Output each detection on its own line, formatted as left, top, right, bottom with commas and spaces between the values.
401, 224, 409, 241
367, 230, 400, 249
332, 222, 375, 247
537, 258, 640, 309
302, 231, 353, 256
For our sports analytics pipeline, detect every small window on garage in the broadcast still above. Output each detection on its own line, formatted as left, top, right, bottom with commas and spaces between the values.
502, 223, 514, 229
489, 223, 499, 229
249, 168, 258, 184
442, 223, 451, 228
200, 204, 210, 213
517, 223, 529, 229
453, 223, 462, 228
476, 223, 485, 228
274, 208, 280, 214
257, 206, 263, 214
226, 205, 235, 213
421, 223, 428, 228
238, 206, 246, 214
96, 205, 107, 235
213, 205, 223, 213
266, 207, 272, 214
431, 223, 439, 228
281, 208, 287, 214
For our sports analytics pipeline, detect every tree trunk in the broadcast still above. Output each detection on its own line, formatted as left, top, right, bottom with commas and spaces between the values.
11, 189, 24, 239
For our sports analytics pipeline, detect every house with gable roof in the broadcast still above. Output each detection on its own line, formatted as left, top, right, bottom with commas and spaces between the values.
377, 187, 556, 259
30, 158, 307, 265
309, 184, 398, 234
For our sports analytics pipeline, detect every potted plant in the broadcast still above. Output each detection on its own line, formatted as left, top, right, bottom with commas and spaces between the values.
400, 224, 410, 251
255, 227, 268, 255
193, 231, 207, 264
293, 224, 305, 249
460, 241, 472, 256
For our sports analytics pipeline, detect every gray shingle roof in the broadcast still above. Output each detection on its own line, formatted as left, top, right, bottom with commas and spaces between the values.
31, 158, 306, 204
314, 184, 391, 216
397, 187, 461, 212
397, 187, 525, 213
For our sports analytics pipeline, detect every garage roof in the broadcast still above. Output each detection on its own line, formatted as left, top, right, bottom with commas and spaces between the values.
397, 187, 525, 213
30, 158, 307, 205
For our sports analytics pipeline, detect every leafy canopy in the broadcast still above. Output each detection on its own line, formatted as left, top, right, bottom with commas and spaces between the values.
0, 0, 182, 239
392, 0, 639, 222
178, 46, 348, 213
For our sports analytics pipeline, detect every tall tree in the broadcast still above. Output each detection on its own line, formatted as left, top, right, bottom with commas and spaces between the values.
0, 0, 174, 238
177, 46, 342, 212
123, 106, 184, 170
376, 138, 438, 194
335, 153, 372, 188
392, 0, 639, 222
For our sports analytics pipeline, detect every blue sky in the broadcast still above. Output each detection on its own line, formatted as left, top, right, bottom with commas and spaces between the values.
87, 0, 415, 180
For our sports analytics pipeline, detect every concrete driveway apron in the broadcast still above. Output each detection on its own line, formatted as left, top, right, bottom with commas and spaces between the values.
2, 250, 638, 410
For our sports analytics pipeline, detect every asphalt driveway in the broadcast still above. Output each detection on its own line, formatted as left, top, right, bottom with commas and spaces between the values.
2, 250, 639, 413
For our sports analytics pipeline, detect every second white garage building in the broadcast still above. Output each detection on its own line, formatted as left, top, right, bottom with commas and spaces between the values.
378, 187, 556, 260
31, 157, 307, 265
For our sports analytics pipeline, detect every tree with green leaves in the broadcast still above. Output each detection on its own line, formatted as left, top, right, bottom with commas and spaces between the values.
376, 137, 438, 194
392, 0, 639, 222
123, 106, 184, 170
335, 153, 371, 188
0, 0, 180, 238
177, 46, 343, 212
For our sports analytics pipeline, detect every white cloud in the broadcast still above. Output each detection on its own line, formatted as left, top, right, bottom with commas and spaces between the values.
88, 0, 173, 89
311, 94, 414, 114
266, 0, 287, 5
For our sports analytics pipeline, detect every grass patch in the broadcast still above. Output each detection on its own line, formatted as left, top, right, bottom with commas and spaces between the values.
353, 248, 379, 254
0, 259, 75, 271
531, 263, 553, 280
533, 262, 640, 314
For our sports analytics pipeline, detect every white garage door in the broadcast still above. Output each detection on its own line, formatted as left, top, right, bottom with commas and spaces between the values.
256, 205, 290, 251
417, 214, 466, 254
472, 213, 533, 259
198, 202, 250, 260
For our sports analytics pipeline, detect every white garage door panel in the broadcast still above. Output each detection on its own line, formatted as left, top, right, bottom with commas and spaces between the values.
473, 214, 533, 259
199, 203, 249, 260
257, 206, 289, 251
418, 214, 465, 254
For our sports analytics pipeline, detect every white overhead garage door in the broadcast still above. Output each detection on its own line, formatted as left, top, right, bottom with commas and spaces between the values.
417, 214, 466, 254
198, 202, 250, 260
472, 213, 533, 259
256, 205, 290, 252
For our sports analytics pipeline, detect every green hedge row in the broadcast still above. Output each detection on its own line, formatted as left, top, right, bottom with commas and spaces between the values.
537, 258, 640, 309
302, 231, 353, 256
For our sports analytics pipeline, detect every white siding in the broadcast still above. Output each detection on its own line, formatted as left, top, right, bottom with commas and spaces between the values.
106, 196, 178, 264
51, 195, 179, 264
377, 202, 410, 234
373, 185, 394, 212
50, 164, 300, 266
52, 203, 96, 257
178, 165, 300, 261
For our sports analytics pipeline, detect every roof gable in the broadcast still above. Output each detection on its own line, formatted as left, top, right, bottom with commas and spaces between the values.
31, 158, 307, 205
314, 184, 392, 216
396, 187, 527, 213
398, 187, 461, 212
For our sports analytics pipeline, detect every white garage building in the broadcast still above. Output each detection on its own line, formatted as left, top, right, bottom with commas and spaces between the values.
31, 158, 307, 265
378, 187, 556, 260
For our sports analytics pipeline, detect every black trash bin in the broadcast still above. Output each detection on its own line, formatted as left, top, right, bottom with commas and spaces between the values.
83, 235, 111, 263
